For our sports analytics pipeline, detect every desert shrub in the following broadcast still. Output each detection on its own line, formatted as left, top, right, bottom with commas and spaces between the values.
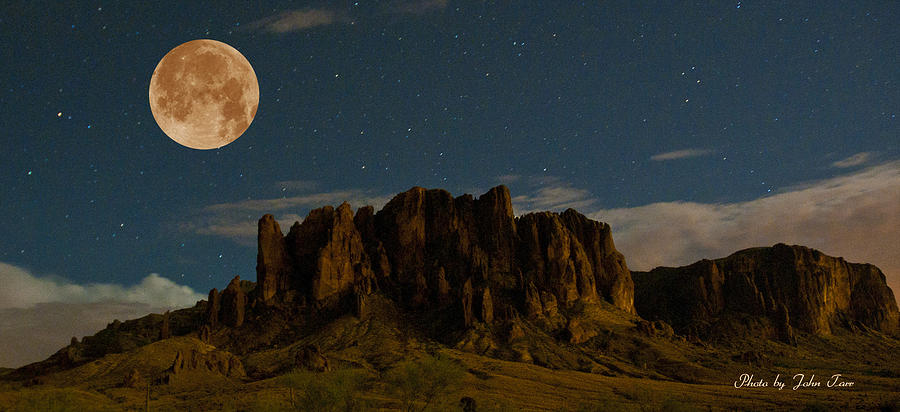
627, 347, 658, 369
800, 402, 830, 412
659, 399, 694, 412
385, 354, 466, 412
568, 300, 587, 316
281, 368, 369, 411
877, 397, 899, 412
870, 369, 900, 378
476, 398, 520, 412
620, 386, 658, 404
8, 389, 115, 412
248, 396, 290, 412
572, 401, 624, 412
595, 330, 615, 352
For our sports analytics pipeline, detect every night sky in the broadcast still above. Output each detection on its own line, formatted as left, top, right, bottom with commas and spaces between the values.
1, 2, 898, 366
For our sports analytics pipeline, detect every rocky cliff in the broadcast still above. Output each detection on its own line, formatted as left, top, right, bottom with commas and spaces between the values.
633, 244, 900, 341
227, 185, 635, 335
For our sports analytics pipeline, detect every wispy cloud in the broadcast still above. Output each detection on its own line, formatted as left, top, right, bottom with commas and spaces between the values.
247, 1, 448, 33
831, 152, 873, 168
511, 183, 598, 214
185, 189, 393, 243
0, 263, 204, 367
650, 148, 714, 161
247, 8, 341, 33
203, 191, 392, 213
189, 213, 307, 242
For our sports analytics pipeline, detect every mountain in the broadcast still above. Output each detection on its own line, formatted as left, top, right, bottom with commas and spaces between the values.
197, 185, 640, 367
3, 186, 899, 411
248, 184, 633, 327
633, 244, 900, 343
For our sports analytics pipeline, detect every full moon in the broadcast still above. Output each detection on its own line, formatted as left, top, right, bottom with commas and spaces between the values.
149, 39, 259, 150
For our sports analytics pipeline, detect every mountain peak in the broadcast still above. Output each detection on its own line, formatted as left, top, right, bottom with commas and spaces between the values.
248, 185, 634, 332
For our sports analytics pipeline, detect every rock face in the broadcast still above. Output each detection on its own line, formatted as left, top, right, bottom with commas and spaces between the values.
122, 369, 144, 388
167, 348, 245, 378
217, 276, 246, 328
633, 244, 900, 339
159, 311, 171, 340
205, 288, 220, 328
285, 203, 376, 305
635, 319, 675, 339
293, 344, 329, 372
518, 210, 634, 312
199, 325, 211, 344
256, 215, 292, 303
209, 185, 636, 335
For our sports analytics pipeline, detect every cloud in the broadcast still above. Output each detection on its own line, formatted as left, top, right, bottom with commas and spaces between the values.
650, 148, 714, 161
831, 152, 873, 168
203, 191, 392, 214
583, 162, 900, 300
186, 189, 393, 243
0, 263, 204, 367
247, 1, 447, 33
247, 8, 341, 33
189, 213, 307, 242
193, 219, 258, 240
511, 183, 598, 214
0, 263, 203, 309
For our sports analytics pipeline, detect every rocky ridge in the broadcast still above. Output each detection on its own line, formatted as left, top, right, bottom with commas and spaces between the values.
633, 244, 900, 342
184, 185, 900, 349
219, 185, 635, 341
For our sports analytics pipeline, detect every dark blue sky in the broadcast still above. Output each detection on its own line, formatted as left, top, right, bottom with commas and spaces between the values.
2, 1, 898, 295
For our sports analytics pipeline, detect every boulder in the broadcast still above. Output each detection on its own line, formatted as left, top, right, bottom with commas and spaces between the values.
635, 319, 675, 339
460, 396, 477, 412
122, 368, 144, 388
294, 344, 329, 372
